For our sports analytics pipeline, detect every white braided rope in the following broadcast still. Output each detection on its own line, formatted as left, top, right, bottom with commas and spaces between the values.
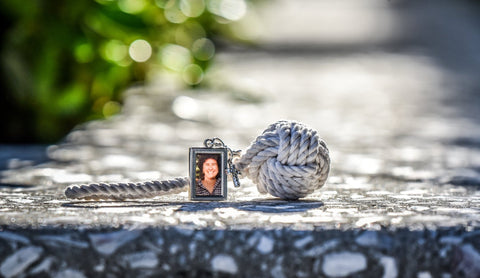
234, 120, 330, 200
64, 120, 330, 200
65, 177, 188, 200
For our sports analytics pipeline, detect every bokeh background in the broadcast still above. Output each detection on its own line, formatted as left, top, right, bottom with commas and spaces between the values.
0, 0, 261, 143
1, 0, 480, 145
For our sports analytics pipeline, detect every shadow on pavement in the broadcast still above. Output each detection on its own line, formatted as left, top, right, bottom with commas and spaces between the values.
62, 199, 324, 213
0, 182, 35, 188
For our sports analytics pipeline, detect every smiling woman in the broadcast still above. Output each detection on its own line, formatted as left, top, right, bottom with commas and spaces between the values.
196, 154, 221, 194
189, 148, 227, 200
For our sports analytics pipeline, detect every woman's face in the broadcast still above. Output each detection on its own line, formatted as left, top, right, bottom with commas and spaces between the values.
203, 158, 219, 180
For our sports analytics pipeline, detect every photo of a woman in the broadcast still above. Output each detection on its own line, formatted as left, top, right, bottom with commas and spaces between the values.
195, 153, 222, 196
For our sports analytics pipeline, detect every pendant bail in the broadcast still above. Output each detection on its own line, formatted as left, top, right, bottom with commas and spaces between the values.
204, 137, 242, 188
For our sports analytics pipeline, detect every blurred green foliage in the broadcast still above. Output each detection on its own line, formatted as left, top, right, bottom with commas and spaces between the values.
0, 0, 256, 143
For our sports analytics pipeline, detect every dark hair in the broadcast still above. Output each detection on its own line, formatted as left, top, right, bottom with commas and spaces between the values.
197, 153, 221, 180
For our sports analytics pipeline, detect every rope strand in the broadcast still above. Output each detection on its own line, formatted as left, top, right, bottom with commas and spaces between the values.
64, 177, 189, 200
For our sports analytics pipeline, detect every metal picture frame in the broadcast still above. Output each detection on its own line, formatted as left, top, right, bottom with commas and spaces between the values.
189, 147, 228, 201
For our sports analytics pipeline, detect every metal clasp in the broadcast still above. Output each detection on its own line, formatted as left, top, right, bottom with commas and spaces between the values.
204, 138, 242, 188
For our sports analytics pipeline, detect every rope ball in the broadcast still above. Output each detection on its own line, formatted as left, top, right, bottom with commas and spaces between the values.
235, 120, 330, 200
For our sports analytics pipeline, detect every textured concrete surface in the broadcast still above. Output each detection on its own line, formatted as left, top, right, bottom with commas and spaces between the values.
2, 0, 480, 277
1, 227, 480, 277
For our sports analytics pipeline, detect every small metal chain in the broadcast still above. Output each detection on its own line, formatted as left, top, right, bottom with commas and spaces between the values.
204, 138, 242, 187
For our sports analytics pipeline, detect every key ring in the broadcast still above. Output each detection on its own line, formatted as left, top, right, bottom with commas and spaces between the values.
65, 120, 331, 201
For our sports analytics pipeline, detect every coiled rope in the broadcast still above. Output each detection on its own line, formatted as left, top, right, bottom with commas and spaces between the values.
234, 120, 330, 200
64, 120, 330, 200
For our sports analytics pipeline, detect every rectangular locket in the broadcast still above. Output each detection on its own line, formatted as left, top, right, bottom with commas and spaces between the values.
189, 147, 228, 201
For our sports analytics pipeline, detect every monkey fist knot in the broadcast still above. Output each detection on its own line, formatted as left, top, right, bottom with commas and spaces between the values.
235, 120, 330, 200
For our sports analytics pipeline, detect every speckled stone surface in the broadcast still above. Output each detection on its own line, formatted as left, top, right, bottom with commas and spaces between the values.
2, 227, 480, 277
2, 1, 480, 277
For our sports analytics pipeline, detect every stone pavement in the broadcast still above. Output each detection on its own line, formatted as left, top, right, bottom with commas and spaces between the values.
2, 0, 480, 277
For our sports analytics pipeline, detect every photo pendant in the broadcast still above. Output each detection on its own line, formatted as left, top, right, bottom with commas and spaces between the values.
189, 147, 228, 201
